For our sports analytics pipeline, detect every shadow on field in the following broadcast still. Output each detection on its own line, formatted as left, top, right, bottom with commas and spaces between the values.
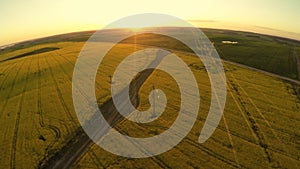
1, 47, 60, 62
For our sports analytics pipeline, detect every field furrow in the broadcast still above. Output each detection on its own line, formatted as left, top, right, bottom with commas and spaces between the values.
44, 53, 76, 129
0, 58, 28, 168
227, 67, 300, 168
11, 56, 34, 169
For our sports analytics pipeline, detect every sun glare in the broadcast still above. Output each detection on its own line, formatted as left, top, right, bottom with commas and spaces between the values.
129, 27, 144, 32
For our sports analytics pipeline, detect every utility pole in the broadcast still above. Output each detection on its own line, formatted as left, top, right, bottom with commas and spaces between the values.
109, 75, 112, 84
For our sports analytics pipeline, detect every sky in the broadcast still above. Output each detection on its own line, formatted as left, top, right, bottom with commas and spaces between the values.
1, 0, 300, 46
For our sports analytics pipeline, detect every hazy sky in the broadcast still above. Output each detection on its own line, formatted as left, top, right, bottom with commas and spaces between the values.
1, 0, 300, 46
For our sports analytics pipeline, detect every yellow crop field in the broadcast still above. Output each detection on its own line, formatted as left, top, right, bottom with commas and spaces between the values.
74, 50, 300, 168
0, 39, 299, 169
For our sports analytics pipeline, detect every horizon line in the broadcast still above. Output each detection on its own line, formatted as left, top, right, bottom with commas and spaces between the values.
1, 26, 300, 48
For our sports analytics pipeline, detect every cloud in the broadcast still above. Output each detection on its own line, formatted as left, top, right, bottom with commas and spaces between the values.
187, 19, 219, 23
251, 25, 300, 41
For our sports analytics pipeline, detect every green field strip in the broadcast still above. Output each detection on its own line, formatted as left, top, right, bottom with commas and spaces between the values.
215, 41, 297, 79
295, 48, 300, 80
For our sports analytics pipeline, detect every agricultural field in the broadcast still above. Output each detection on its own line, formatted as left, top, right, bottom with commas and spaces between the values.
122, 29, 300, 80
0, 41, 143, 168
3, 28, 299, 80
74, 44, 300, 169
0, 29, 299, 168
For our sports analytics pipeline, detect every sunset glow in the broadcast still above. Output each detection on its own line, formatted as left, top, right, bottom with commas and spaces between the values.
1, 0, 299, 46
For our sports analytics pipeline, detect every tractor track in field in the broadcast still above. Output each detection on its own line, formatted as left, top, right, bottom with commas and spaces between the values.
228, 76, 300, 121
204, 55, 242, 168
228, 76, 274, 166
121, 122, 243, 168
37, 55, 61, 167
123, 108, 243, 168
126, 69, 243, 168
53, 49, 104, 89
0, 63, 17, 93
56, 48, 176, 168
130, 116, 242, 168
226, 78, 298, 165
41, 49, 167, 169
221, 53, 299, 162
234, 75, 291, 144
127, 76, 299, 165
49, 50, 97, 137
37, 56, 60, 139
87, 149, 105, 168
120, 81, 240, 168
184, 138, 244, 168
50, 51, 152, 168
39, 43, 299, 168
229, 72, 299, 168
51, 49, 104, 110
44, 54, 76, 129
221, 114, 241, 168
113, 126, 171, 169
51, 50, 93, 103
241, 69, 299, 165
0, 59, 27, 169
0, 64, 19, 112
11, 57, 34, 169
